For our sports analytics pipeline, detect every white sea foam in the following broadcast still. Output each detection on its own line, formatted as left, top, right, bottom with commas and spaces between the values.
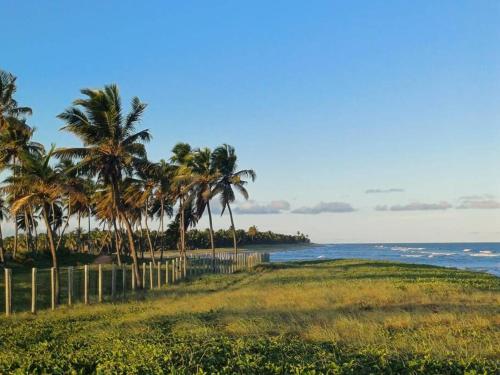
391, 246, 425, 252
480, 250, 493, 254
470, 253, 499, 257
401, 254, 423, 258
463, 249, 472, 252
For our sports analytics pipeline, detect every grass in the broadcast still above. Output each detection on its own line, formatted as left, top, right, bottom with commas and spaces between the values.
0, 259, 498, 374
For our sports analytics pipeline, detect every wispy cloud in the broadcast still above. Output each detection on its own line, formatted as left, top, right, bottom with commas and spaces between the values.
365, 188, 405, 194
292, 201, 355, 214
375, 201, 452, 211
234, 200, 290, 214
457, 195, 500, 209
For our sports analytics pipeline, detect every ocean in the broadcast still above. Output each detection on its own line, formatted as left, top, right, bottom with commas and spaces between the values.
268, 243, 500, 276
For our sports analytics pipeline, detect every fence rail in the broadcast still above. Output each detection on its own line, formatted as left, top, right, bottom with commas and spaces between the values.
2, 252, 270, 316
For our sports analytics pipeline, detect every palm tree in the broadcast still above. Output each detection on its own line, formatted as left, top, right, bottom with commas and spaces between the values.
191, 148, 219, 266
125, 163, 159, 266
6, 147, 66, 301
170, 143, 194, 258
150, 159, 174, 261
212, 144, 255, 255
0, 196, 8, 264
0, 70, 32, 131
0, 121, 42, 258
55, 85, 150, 288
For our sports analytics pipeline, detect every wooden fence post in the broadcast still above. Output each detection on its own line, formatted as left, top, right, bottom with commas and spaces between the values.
67, 267, 73, 306
165, 260, 169, 285
111, 264, 116, 298
31, 268, 37, 314
98, 264, 103, 303
84, 265, 89, 305
4, 269, 11, 316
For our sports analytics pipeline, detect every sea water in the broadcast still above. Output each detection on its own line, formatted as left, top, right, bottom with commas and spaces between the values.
269, 243, 500, 276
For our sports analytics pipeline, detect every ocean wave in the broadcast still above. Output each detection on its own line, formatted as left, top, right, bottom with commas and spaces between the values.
480, 250, 493, 254
401, 254, 423, 258
470, 253, 499, 257
463, 249, 472, 252
391, 246, 426, 252
426, 252, 456, 258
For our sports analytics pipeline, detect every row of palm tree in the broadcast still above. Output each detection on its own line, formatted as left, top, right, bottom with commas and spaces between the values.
0, 69, 255, 299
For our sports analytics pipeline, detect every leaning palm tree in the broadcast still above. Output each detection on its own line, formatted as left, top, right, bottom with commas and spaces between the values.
55, 85, 150, 288
5, 147, 66, 301
191, 148, 219, 266
212, 144, 255, 255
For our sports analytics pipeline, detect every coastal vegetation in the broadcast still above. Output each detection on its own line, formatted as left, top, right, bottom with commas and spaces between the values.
0, 69, 262, 297
0, 259, 498, 373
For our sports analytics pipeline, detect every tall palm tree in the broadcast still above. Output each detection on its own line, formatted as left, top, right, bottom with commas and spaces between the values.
192, 148, 219, 266
150, 159, 174, 261
125, 163, 159, 266
0, 196, 8, 264
212, 144, 255, 255
170, 143, 194, 258
6, 147, 66, 301
55, 85, 150, 288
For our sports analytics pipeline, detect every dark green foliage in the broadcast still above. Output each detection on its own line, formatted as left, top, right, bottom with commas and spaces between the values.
0, 329, 496, 374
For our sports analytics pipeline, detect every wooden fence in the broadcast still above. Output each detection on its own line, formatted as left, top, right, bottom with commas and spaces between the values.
2, 251, 270, 316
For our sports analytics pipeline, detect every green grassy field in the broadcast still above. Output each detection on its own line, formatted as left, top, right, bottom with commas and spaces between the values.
0, 259, 498, 374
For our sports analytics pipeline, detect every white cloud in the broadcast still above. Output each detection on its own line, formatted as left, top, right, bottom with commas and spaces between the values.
378, 202, 452, 211
457, 195, 500, 209
292, 201, 355, 214
366, 188, 405, 194
233, 200, 290, 214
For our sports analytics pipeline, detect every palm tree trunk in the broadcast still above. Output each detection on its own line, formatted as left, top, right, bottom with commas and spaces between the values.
179, 196, 185, 257
87, 207, 91, 253
227, 202, 238, 255
159, 201, 165, 262
144, 203, 156, 266
0, 224, 4, 264
112, 217, 122, 266
207, 201, 216, 270
42, 204, 59, 304
24, 210, 31, 253
77, 211, 81, 252
13, 219, 18, 259
120, 212, 142, 289
56, 200, 72, 252
30, 206, 38, 253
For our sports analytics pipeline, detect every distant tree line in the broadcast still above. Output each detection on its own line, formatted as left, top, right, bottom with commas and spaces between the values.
0, 226, 309, 260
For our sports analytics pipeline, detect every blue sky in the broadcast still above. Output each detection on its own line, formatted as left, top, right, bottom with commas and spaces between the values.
2, 0, 500, 242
